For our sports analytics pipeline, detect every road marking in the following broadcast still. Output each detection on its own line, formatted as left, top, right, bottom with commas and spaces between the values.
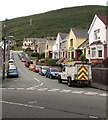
72, 91, 84, 94
85, 92, 98, 95
60, 90, 71, 93
28, 101, 37, 104
48, 89, 59, 92
0, 101, 44, 109
7, 88, 15, 90
90, 115, 98, 118
99, 93, 107, 97
0, 88, 7, 90
26, 78, 43, 90
16, 88, 25, 90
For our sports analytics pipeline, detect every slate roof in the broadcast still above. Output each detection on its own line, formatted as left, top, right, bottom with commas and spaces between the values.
59, 33, 68, 40
78, 39, 89, 48
97, 15, 108, 26
71, 28, 88, 39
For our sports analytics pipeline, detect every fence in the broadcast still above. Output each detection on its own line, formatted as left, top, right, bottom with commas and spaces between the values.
92, 68, 108, 85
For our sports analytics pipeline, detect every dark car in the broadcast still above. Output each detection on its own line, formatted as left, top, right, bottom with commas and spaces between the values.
25, 60, 33, 67
45, 68, 60, 79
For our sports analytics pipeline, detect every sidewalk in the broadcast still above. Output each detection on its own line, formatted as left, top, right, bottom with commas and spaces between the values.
91, 82, 108, 91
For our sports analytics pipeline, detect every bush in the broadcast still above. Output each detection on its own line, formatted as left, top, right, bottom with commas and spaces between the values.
47, 58, 59, 66
39, 59, 46, 63
79, 54, 86, 61
25, 47, 32, 52
40, 52, 45, 59
30, 52, 39, 58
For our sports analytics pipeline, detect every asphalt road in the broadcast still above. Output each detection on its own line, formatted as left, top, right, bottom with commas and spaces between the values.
1, 52, 107, 119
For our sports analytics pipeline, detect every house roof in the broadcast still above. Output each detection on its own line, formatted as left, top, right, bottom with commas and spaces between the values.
59, 33, 68, 40
90, 40, 103, 46
78, 39, 89, 48
71, 28, 88, 38
97, 15, 108, 26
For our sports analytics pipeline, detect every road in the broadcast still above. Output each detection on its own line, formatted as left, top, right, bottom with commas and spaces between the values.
1, 52, 107, 119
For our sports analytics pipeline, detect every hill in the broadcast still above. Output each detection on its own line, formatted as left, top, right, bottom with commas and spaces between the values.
5, 5, 107, 45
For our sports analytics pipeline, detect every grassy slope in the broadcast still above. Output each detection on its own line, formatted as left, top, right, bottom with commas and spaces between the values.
6, 5, 106, 42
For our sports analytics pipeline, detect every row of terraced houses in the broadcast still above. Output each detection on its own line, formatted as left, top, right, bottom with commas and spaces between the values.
22, 15, 108, 63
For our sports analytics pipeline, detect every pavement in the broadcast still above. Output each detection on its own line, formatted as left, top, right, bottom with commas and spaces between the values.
91, 82, 108, 91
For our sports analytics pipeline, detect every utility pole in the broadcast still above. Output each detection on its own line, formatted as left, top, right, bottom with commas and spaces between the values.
2, 19, 7, 80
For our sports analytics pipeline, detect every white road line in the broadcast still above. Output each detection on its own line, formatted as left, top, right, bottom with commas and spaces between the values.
60, 90, 71, 93
7, 88, 15, 90
26, 78, 43, 90
36, 88, 48, 91
0, 88, 7, 90
85, 92, 98, 95
72, 91, 84, 94
99, 93, 107, 97
0, 101, 44, 109
48, 89, 59, 92
90, 115, 98, 118
16, 88, 25, 90
28, 101, 37, 104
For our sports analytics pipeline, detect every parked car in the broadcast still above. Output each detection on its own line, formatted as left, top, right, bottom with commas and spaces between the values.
25, 60, 33, 67
45, 68, 60, 79
21, 58, 26, 62
39, 66, 49, 76
29, 64, 35, 70
33, 65, 41, 73
7, 66, 19, 77
8, 59, 14, 63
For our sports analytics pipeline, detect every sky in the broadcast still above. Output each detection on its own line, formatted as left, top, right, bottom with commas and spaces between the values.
0, 0, 107, 21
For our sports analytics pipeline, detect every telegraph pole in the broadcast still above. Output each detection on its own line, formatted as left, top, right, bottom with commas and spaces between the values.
2, 19, 7, 80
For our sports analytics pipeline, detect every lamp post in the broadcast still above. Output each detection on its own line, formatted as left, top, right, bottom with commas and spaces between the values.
2, 19, 8, 80
8, 36, 14, 60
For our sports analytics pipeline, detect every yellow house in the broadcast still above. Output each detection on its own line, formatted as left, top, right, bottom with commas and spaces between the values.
45, 40, 55, 58
67, 28, 88, 60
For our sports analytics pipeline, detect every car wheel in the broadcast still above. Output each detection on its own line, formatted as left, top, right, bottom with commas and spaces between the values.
50, 75, 53, 79
58, 76, 62, 83
67, 77, 72, 87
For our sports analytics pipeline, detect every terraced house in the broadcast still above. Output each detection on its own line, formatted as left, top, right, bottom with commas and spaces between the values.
88, 15, 108, 62
67, 28, 88, 60
45, 40, 55, 58
52, 33, 68, 59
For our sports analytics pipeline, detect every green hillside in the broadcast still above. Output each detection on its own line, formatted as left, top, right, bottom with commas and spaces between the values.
5, 5, 107, 44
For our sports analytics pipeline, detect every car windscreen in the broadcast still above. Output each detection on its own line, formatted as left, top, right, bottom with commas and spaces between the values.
51, 69, 59, 72
42, 67, 48, 70
9, 69, 17, 72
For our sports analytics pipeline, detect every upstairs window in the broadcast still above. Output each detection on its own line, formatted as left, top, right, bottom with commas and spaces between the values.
70, 39, 73, 47
47, 45, 48, 50
91, 48, 96, 58
98, 47, 102, 57
94, 29, 100, 40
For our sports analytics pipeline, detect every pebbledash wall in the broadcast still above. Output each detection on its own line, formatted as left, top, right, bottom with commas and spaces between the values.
92, 68, 108, 85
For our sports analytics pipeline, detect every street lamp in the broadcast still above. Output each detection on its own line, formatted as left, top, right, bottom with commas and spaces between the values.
2, 19, 8, 80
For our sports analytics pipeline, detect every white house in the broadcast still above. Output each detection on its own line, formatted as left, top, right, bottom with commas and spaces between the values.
88, 15, 108, 62
52, 33, 68, 59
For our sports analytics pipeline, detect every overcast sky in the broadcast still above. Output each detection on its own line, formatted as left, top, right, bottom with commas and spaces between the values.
0, 0, 107, 21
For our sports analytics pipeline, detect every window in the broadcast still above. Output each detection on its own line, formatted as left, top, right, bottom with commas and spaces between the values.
47, 45, 48, 50
98, 47, 102, 57
91, 48, 96, 58
70, 39, 73, 46
98, 50, 102, 57
94, 29, 100, 40
56, 44, 58, 49
60, 43, 61, 49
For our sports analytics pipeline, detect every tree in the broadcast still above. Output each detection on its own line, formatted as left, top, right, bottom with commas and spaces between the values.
30, 52, 39, 58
